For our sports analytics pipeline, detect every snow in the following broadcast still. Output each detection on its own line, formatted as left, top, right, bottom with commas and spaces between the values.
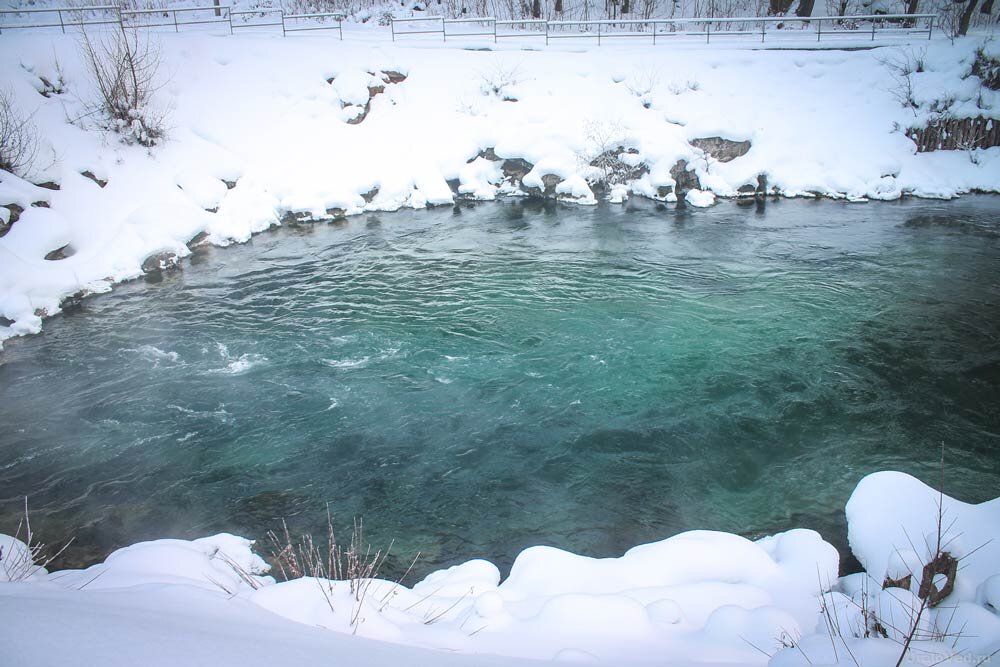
1, 30, 999, 347
846, 470, 1000, 603
1, 23, 1000, 666
685, 188, 716, 207
3, 472, 999, 665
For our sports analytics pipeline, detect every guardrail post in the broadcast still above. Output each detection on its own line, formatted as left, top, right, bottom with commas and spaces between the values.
173, 9, 178, 32
390, 17, 395, 41
339, 15, 343, 40
442, 16, 446, 41
494, 18, 498, 44
706, 20, 710, 43
816, 17, 821, 41
761, 19, 765, 42
280, 9, 285, 36
871, 18, 876, 40
927, 15, 932, 40
652, 20, 656, 45
58, 8, 65, 33
228, 8, 233, 34
597, 21, 601, 45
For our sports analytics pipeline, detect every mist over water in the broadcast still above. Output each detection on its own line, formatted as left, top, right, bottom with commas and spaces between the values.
2, 196, 999, 576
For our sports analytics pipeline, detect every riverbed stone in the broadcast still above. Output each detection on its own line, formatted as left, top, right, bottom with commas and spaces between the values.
670, 160, 701, 196
525, 173, 562, 198
142, 251, 180, 273
690, 137, 751, 162
501, 158, 534, 187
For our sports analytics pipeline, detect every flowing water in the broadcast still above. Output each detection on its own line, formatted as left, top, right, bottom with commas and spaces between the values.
2, 196, 1000, 576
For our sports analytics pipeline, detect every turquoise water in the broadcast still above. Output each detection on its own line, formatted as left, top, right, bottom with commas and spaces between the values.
2, 197, 999, 575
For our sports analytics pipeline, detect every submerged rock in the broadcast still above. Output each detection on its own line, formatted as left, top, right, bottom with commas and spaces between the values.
141, 251, 180, 273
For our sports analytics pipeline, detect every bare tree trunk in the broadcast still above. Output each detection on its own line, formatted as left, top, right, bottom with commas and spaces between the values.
958, 0, 979, 34
795, 0, 815, 17
214, 0, 220, 18
981, 0, 995, 14
531, 0, 540, 17
769, 0, 794, 14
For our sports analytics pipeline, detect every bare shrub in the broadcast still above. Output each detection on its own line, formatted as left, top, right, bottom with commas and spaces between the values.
0, 90, 40, 178
806, 452, 999, 667
1, 498, 73, 582
78, 20, 166, 147
267, 510, 416, 629
576, 120, 646, 192
479, 62, 522, 102
878, 48, 927, 115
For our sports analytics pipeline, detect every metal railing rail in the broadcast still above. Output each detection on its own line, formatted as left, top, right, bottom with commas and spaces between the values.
0, 7, 937, 44
230, 7, 283, 35
167, 5, 231, 29
283, 11, 344, 38
389, 15, 444, 41
119, 5, 230, 32
0, 5, 118, 33
443, 16, 493, 40
495, 18, 546, 38
542, 14, 935, 44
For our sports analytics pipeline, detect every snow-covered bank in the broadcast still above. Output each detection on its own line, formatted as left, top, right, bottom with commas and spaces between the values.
3, 472, 999, 665
1, 30, 998, 348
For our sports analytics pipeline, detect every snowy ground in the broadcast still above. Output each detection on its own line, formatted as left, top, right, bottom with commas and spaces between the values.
1, 28, 998, 347
3, 472, 999, 665
1, 25, 999, 666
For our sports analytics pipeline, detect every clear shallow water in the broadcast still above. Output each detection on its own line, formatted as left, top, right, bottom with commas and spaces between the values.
2, 197, 1000, 576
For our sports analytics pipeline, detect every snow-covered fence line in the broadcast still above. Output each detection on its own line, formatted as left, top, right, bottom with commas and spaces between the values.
282, 11, 344, 37
120, 5, 230, 32
230, 7, 283, 33
0, 4, 118, 33
0, 4, 345, 37
391, 12, 936, 44
388, 15, 444, 41
0, 5, 934, 43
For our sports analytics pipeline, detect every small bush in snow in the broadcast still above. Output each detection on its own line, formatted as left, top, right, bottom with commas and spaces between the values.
577, 120, 646, 191
79, 21, 166, 147
878, 48, 926, 115
0, 89, 39, 178
267, 512, 413, 628
972, 41, 1000, 92
1, 498, 73, 583
479, 62, 522, 102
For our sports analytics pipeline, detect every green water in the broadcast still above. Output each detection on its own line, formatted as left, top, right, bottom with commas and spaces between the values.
1, 197, 999, 575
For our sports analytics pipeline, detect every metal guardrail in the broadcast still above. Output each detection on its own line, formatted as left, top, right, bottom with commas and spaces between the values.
121, 5, 230, 31
0, 4, 345, 37
0, 4, 118, 33
0, 6, 936, 44
391, 12, 936, 44
284, 10, 343, 38
389, 14, 443, 41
